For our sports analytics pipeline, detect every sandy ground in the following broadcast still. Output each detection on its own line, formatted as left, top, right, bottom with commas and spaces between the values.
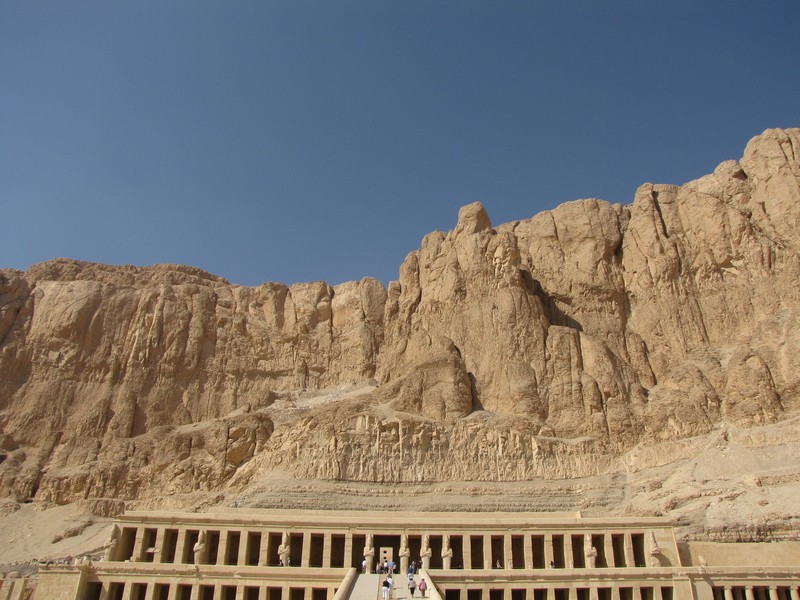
0, 501, 111, 565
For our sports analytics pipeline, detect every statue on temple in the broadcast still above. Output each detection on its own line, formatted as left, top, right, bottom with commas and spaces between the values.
399, 534, 411, 575
649, 531, 662, 567
441, 534, 453, 570
586, 545, 598, 568
278, 531, 291, 567
364, 533, 375, 568
103, 524, 119, 562
420, 534, 432, 570
193, 531, 206, 566
698, 555, 707, 574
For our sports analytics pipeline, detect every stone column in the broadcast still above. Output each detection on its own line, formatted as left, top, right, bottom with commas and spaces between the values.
236, 586, 246, 600
174, 530, 188, 564
623, 535, 634, 568
769, 588, 779, 600
504, 534, 513, 569
564, 536, 574, 569
523, 535, 533, 569
260, 531, 271, 566
343, 533, 353, 569
322, 533, 332, 568
483, 536, 492, 570
568, 587, 578, 600
190, 584, 200, 600
121, 584, 135, 600
503, 588, 511, 600
152, 528, 166, 563
131, 528, 146, 562
238, 530, 250, 567
604, 536, 615, 568
463, 535, 473, 569
544, 535, 554, 569
218, 530, 230, 566
744, 586, 755, 600
724, 588, 734, 600
304, 587, 313, 600
610, 587, 621, 600
166, 583, 177, 600
144, 583, 158, 600
589, 587, 599, 600
790, 587, 800, 600
302, 532, 312, 568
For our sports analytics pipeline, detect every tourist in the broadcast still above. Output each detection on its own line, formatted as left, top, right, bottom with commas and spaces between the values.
362, 558, 367, 573
408, 561, 415, 576
418, 578, 428, 598
408, 575, 417, 598
382, 577, 391, 600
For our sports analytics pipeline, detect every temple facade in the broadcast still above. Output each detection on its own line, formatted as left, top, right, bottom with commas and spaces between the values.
33, 510, 800, 600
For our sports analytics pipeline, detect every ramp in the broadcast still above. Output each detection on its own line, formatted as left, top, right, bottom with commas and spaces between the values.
346, 573, 381, 600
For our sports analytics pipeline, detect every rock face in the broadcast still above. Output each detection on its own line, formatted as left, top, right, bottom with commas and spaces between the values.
1, 128, 800, 537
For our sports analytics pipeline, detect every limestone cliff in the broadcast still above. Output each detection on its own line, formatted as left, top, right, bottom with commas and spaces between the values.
1, 128, 799, 540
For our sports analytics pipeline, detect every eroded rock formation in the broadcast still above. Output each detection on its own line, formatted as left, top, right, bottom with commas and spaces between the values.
1, 128, 799, 535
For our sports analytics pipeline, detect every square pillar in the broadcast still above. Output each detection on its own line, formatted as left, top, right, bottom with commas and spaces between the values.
483, 536, 492, 569
604, 536, 615, 568
569, 588, 578, 600
623, 535, 634, 568
523, 535, 533, 569
611, 588, 620, 600
305, 588, 313, 600
131, 527, 146, 562
237, 530, 250, 566
344, 533, 353, 568
174, 530, 188, 564
145, 583, 159, 600
769, 588, 779, 600
790, 588, 800, 600
236, 587, 246, 600
323, 533, 332, 568
218, 530, 231, 566
260, 531, 271, 566
122, 584, 137, 600
504, 534, 513, 569
544, 534, 554, 568
590, 587, 599, 600
463, 535, 472, 569
564, 535, 573, 568
302, 532, 312, 567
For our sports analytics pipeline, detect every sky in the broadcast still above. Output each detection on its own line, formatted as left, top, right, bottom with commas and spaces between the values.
1, 1, 798, 287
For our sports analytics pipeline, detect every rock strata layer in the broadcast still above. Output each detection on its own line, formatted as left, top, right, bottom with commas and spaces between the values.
1, 128, 799, 539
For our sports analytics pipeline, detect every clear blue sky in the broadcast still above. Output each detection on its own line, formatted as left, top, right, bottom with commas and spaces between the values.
2, 1, 798, 287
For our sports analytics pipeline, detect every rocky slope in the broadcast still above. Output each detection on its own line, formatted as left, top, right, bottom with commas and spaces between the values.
1, 128, 799, 544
